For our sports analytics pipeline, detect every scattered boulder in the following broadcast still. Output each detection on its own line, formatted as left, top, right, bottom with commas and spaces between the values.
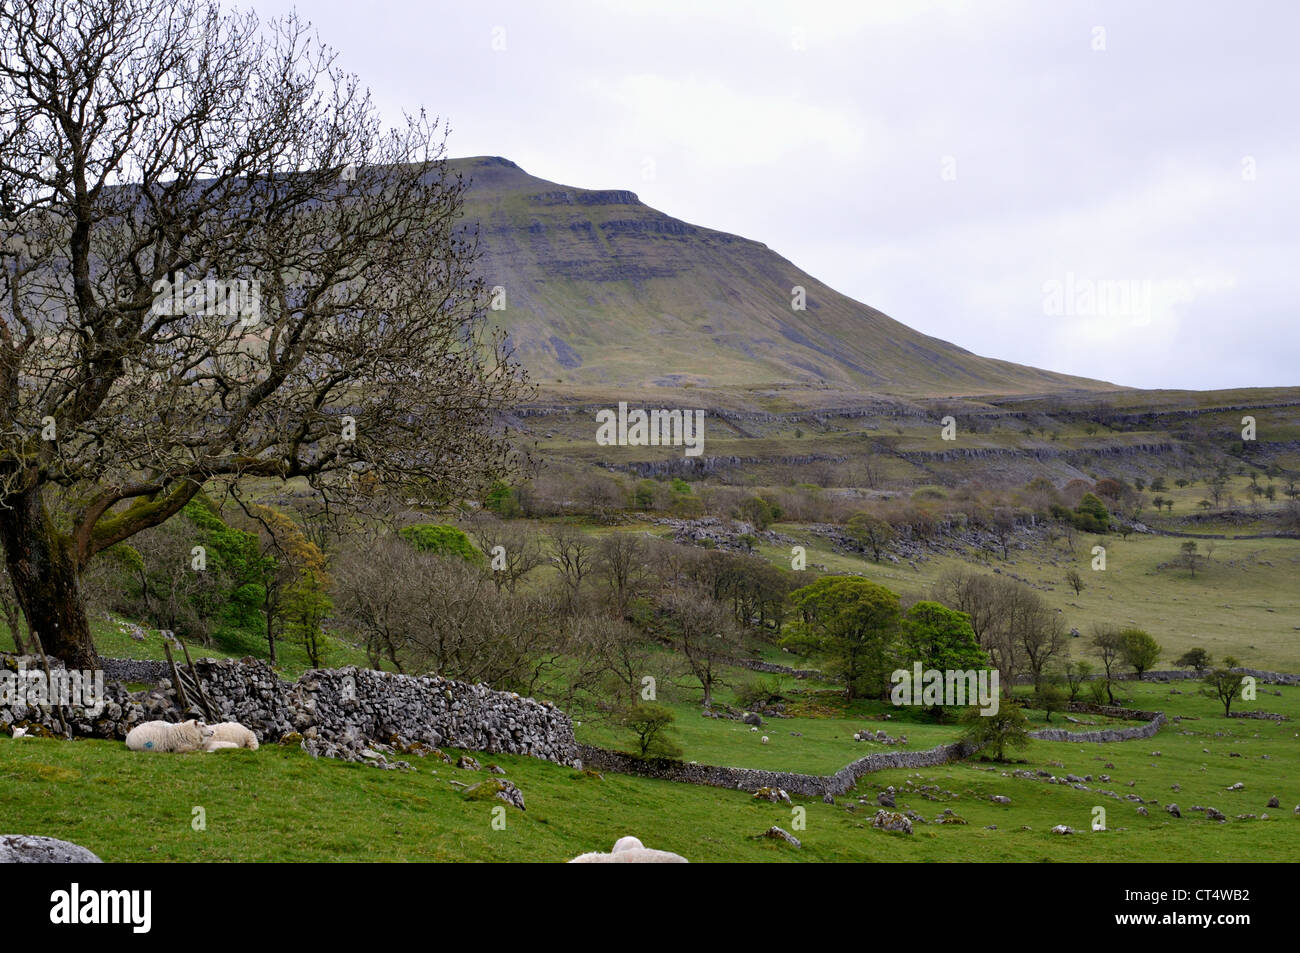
752, 787, 792, 804
763, 826, 801, 848
871, 810, 913, 834
1051, 825, 1075, 835
1205, 807, 1226, 822
463, 778, 525, 810
1167, 803, 1181, 818
1267, 796, 1279, 808
0, 835, 102, 863
457, 755, 482, 771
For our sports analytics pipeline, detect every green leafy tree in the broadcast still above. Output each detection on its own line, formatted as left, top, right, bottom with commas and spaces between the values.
1119, 628, 1161, 680
1176, 647, 1212, 674
1073, 493, 1110, 533
240, 504, 329, 666
619, 703, 682, 760
737, 495, 780, 531
633, 479, 658, 511
483, 480, 522, 518
1033, 679, 1068, 722
785, 576, 901, 701
1202, 657, 1245, 716
960, 705, 1031, 762
282, 568, 332, 668
897, 601, 990, 718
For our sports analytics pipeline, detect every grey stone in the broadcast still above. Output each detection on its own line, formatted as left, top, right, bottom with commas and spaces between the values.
763, 826, 801, 848
0, 835, 102, 863
871, 810, 913, 834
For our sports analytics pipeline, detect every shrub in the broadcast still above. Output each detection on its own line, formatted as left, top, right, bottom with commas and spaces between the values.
619, 703, 683, 760
483, 480, 522, 518
737, 495, 781, 531
961, 705, 1031, 762
398, 524, 485, 565
1073, 493, 1110, 533
1176, 647, 1212, 673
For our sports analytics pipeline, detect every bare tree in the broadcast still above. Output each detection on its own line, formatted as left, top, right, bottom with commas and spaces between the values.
596, 532, 650, 618
559, 612, 658, 714
658, 585, 739, 709
1009, 590, 1068, 688
465, 513, 544, 593
334, 536, 558, 690
548, 524, 596, 613
1090, 624, 1124, 704
0, 2, 524, 666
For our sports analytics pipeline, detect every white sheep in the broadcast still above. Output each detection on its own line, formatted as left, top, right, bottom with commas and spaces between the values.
567, 835, 689, 863
204, 741, 240, 752
202, 722, 259, 751
761, 735, 770, 744
125, 719, 212, 753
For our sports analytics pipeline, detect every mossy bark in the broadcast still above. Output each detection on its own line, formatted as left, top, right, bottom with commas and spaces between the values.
0, 486, 99, 669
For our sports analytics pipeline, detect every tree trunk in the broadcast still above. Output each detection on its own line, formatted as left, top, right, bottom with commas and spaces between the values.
0, 596, 26, 654
0, 487, 100, 669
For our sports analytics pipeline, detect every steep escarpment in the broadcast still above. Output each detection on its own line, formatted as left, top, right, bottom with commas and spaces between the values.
452, 156, 1117, 398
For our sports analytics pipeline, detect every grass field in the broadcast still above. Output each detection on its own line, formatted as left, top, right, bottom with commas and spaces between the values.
753, 528, 1300, 672
2, 681, 1295, 862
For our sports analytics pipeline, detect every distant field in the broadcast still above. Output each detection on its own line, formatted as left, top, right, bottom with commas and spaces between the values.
753, 530, 1300, 672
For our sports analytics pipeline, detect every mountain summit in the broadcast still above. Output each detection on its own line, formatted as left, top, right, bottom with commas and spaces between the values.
455, 156, 1114, 399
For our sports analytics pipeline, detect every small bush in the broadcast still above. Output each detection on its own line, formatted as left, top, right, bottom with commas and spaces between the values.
398, 524, 485, 565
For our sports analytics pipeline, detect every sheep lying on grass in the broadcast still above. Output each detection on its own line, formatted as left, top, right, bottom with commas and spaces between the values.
124, 719, 213, 753
202, 722, 259, 751
568, 835, 689, 863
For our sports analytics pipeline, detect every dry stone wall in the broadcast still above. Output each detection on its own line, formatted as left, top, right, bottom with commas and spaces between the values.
578, 740, 980, 797
2, 654, 578, 768
578, 703, 1169, 794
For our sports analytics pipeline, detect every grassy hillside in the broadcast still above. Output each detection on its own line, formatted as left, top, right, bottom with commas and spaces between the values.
454, 156, 1117, 398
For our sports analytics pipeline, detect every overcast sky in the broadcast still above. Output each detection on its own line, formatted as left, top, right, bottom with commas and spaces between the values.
252, 0, 1297, 391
